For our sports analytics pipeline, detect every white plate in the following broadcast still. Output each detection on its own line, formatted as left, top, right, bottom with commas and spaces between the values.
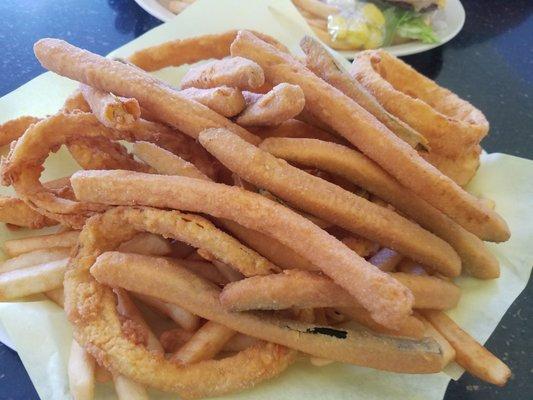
134, 0, 465, 58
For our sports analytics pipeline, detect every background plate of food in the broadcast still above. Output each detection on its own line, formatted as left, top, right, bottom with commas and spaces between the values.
135, 0, 465, 57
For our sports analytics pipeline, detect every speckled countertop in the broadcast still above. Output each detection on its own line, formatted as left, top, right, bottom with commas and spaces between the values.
0, 0, 531, 399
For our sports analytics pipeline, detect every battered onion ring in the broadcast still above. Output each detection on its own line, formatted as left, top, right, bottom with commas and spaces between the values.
230, 30, 509, 242
259, 138, 498, 278
128, 30, 288, 72
0, 112, 133, 227
300, 36, 428, 150
0, 116, 40, 147
421, 145, 482, 187
64, 208, 295, 398
236, 83, 305, 127
71, 170, 413, 328
351, 50, 487, 158
89, 249, 446, 372
34, 38, 260, 145
199, 128, 461, 278
180, 57, 265, 91
0, 196, 56, 229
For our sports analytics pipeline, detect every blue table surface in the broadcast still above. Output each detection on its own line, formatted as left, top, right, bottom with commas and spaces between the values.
0, 0, 531, 399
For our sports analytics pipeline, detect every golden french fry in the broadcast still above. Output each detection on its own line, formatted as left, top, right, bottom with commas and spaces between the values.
422, 310, 511, 386
249, 119, 342, 143
114, 288, 164, 354
118, 232, 173, 256
3, 231, 79, 257
45, 287, 65, 308
112, 373, 149, 400
0, 258, 68, 300
134, 292, 200, 332
292, 0, 339, 19
68, 339, 96, 400
170, 321, 236, 364
0, 247, 70, 274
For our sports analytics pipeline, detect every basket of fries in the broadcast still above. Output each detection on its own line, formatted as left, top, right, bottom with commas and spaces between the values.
0, 16, 519, 399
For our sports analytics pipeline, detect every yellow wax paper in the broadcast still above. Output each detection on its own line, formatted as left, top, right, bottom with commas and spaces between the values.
0, 0, 531, 399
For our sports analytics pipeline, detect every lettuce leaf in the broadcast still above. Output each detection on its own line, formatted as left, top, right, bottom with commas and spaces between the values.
382, 6, 438, 46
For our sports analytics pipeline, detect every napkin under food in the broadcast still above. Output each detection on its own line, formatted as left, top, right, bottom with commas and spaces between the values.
0, 1, 531, 399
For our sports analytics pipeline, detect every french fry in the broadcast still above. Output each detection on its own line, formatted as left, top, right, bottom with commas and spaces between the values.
341, 235, 379, 258
170, 320, 236, 364
178, 259, 228, 285
0, 196, 57, 229
180, 86, 246, 117
133, 141, 210, 180
45, 287, 65, 307
90, 251, 447, 372
236, 83, 305, 127
0, 247, 70, 274
134, 292, 200, 332
68, 339, 96, 400
112, 374, 149, 400
422, 310, 511, 386
79, 84, 141, 130
199, 128, 460, 278
219, 269, 460, 312
161, 328, 257, 354
118, 232, 173, 256
0, 258, 68, 300
300, 36, 429, 149
3, 231, 79, 257
180, 56, 265, 91
259, 137, 499, 278
114, 288, 164, 354
292, 0, 339, 19
230, 31, 510, 242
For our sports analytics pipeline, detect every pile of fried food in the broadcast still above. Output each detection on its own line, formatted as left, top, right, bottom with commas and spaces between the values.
0, 29, 511, 400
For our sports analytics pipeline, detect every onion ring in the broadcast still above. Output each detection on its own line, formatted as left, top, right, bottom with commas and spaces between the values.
0, 196, 56, 229
0, 116, 40, 147
350, 50, 488, 158
64, 207, 296, 398
128, 30, 288, 72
